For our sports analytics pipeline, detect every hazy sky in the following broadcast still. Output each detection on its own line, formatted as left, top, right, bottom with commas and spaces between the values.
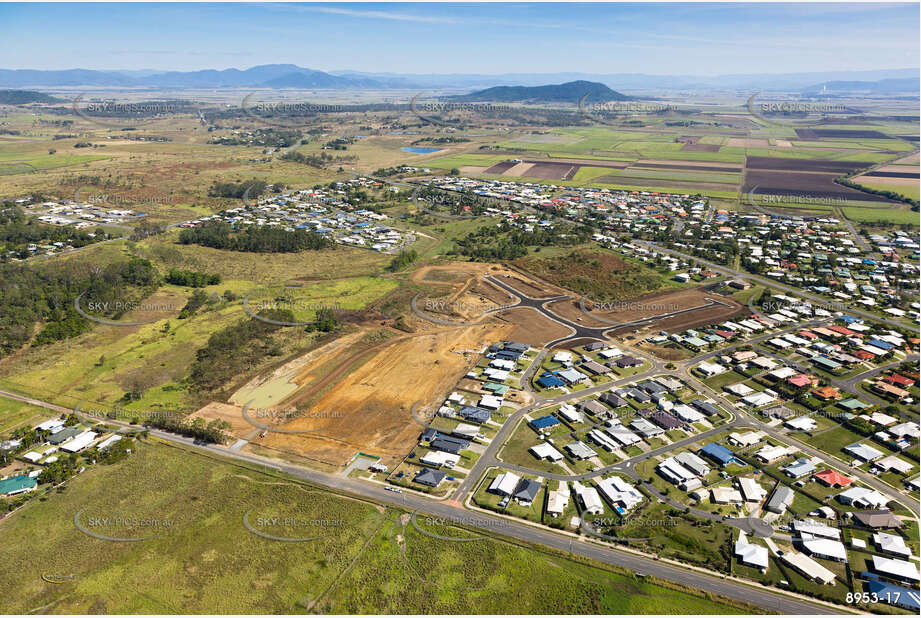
1, 2, 918, 75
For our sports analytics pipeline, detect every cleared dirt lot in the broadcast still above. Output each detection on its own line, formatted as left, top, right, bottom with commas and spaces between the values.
492, 306, 572, 346
253, 323, 510, 467
546, 286, 745, 333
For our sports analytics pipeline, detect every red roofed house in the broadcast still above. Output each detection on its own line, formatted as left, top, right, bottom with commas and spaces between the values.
813, 386, 842, 401
883, 374, 915, 388
853, 350, 875, 361
814, 469, 853, 488
828, 325, 856, 337
798, 331, 819, 340
789, 374, 818, 389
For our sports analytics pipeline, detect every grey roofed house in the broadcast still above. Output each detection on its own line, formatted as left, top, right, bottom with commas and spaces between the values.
615, 356, 642, 368
630, 417, 664, 437
579, 400, 609, 416
584, 342, 607, 351
513, 478, 541, 504
643, 410, 684, 430
626, 388, 651, 403
503, 341, 529, 353
457, 406, 491, 424
765, 485, 795, 514
691, 399, 721, 416
784, 457, 817, 478
599, 392, 628, 408
47, 426, 83, 445
420, 428, 438, 443
675, 451, 710, 477
638, 380, 668, 395
852, 509, 902, 529
581, 360, 608, 375
430, 436, 469, 454
414, 467, 447, 487
565, 441, 596, 460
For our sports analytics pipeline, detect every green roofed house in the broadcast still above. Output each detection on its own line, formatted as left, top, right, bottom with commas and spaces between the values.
483, 383, 509, 396
813, 357, 842, 372
839, 399, 871, 411
0, 474, 37, 496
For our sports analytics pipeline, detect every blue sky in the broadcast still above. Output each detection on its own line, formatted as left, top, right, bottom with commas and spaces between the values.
1, 2, 918, 75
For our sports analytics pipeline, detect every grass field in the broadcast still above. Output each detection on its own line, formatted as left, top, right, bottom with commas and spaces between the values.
853, 180, 920, 203
0, 440, 752, 614
841, 207, 919, 225
0, 398, 49, 434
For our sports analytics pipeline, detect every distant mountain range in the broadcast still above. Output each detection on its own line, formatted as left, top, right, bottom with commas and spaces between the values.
801, 77, 920, 96
0, 64, 917, 95
0, 64, 391, 89
450, 80, 629, 103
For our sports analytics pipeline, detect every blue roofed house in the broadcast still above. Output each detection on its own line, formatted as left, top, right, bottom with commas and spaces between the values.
700, 442, 739, 467
530, 415, 560, 431
537, 374, 565, 388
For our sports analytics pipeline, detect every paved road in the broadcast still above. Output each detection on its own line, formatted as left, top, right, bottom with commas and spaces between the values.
0, 387, 838, 615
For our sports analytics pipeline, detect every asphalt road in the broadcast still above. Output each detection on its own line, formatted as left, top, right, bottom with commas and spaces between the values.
0, 387, 839, 615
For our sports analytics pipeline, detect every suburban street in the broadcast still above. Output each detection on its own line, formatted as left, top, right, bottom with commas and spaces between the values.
0, 386, 842, 615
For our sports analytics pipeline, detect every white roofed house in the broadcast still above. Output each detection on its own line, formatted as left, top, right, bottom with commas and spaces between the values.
736, 477, 768, 503
711, 486, 743, 504
557, 403, 583, 424
755, 444, 793, 464
871, 555, 921, 584
529, 442, 564, 462
572, 481, 604, 514
488, 472, 521, 496
546, 484, 570, 517
780, 551, 837, 585
60, 431, 97, 453
799, 537, 848, 563
596, 476, 643, 511
735, 531, 769, 571
837, 486, 890, 509
873, 532, 913, 559
698, 361, 726, 377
